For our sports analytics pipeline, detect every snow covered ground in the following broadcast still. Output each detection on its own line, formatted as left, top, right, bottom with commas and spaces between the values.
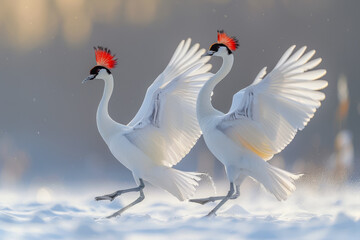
1, 181, 360, 240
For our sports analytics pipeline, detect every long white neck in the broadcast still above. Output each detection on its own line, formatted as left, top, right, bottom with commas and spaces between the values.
197, 53, 234, 121
96, 74, 120, 142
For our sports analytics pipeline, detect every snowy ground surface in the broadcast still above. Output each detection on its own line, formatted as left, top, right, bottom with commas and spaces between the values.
1, 181, 360, 240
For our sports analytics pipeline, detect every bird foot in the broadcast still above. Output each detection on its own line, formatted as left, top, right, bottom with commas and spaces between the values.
190, 196, 224, 205
95, 193, 117, 201
190, 198, 212, 205
105, 210, 123, 219
205, 211, 217, 218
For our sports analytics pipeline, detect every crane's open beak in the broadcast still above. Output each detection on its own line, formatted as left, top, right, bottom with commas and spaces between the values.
82, 74, 95, 84
203, 50, 215, 57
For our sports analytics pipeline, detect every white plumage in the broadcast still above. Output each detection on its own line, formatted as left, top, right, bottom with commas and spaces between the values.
84, 39, 212, 217
194, 39, 327, 215
127, 40, 212, 168
222, 45, 327, 162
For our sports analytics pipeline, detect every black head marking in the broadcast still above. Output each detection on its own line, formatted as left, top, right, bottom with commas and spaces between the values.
90, 65, 111, 76
209, 43, 232, 54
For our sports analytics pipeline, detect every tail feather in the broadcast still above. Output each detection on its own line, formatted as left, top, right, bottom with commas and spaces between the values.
246, 158, 302, 201
145, 166, 202, 201
266, 164, 302, 201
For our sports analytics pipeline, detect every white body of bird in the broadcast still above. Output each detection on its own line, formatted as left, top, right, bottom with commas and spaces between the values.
193, 31, 327, 215
84, 39, 213, 217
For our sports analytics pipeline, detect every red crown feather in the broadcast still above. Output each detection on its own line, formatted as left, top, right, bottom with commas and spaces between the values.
94, 46, 117, 69
217, 30, 239, 51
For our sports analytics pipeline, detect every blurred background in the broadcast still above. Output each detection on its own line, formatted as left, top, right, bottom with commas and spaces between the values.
0, 0, 359, 197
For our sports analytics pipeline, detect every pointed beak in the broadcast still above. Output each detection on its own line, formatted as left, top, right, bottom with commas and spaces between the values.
82, 74, 95, 84
203, 50, 215, 57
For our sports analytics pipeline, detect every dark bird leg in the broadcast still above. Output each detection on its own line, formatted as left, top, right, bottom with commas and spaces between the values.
95, 179, 145, 201
206, 182, 234, 217
106, 186, 145, 218
190, 183, 240, 205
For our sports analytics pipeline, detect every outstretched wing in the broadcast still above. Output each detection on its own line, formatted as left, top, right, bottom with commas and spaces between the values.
125, 39, 213, 167
219, 45, 327, 160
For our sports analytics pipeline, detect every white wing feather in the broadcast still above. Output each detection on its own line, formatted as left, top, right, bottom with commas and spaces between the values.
126, 39, 213, 167
219, 46, 327, 160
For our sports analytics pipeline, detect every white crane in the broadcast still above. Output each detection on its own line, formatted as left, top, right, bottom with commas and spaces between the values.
191, 30, 328, 216
83, 40, 213, 218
